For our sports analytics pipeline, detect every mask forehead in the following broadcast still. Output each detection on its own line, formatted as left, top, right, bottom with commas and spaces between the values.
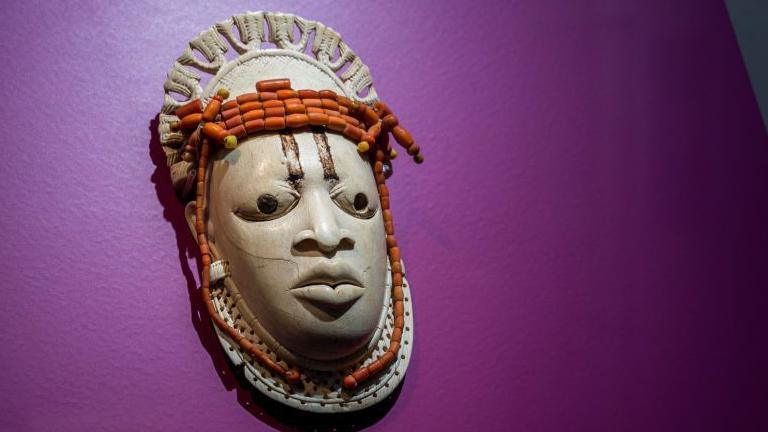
291, 131, 374, 186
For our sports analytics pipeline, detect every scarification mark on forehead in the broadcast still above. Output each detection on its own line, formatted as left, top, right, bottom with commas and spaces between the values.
279, 131, 304, 181
311, 128, 339, 181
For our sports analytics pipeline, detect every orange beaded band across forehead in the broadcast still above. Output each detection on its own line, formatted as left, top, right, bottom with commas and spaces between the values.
172, 78, 422, 390
170, 78, 423, 167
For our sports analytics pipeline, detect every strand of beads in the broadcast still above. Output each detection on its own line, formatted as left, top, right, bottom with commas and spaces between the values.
194, 131, 301, 385
342, 148, 406, 390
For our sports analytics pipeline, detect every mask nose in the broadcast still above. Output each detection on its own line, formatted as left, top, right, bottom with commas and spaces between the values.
292, 188, 355, 255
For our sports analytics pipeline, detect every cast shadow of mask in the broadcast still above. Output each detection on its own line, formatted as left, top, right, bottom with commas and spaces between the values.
148, 116, 401, 430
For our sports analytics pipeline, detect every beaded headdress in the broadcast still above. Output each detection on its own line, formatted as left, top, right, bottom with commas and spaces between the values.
158, 11, 421, 412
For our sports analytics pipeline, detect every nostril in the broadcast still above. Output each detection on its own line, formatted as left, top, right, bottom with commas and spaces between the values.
292, 229, 355, 256
336, 237, 355, 251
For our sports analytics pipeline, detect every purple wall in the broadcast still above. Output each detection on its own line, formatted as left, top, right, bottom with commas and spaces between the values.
2, 0, 767, 430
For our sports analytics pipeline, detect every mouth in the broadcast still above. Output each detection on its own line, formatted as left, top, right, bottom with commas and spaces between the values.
291, 283, 365, 309
290, 265, 365, 310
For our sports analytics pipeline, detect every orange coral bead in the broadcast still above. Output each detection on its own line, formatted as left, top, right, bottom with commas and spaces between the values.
389, 246, 401, 263
391, 326, 403, 343
342, 115, 360, 127
284, 369, 301, 384
179, 113, 203, 130
308, 112, 329, 126
221, 100, 239, 111
259, 92, 278, 101
202, 98, 222, 122
321, 98, 339, 111
263, 99, 284, 108
391, 261, 401, 274
239, 101, 262, 113
202, 122, 227, 141
242, 109, 265, 122
385, 221, 394, 235
382, 114, 399, 130
221, 107, 240, 119
286, 104, 307, 114
392, 285, 404, 301
224, 116, 242, 129
229, 124, 246, 138
298, 89, 319, 99
256, 78, 291, 92
276, 89, 299, 99
363, 106, 379, 126
394, 315, 404, 328
245, 119, 265, 133
286, 113, 310, 128
265, 116, 286, 130
388, 341, 401, 354
342, 124, 363, 141
367, 359, 385, 374
318, 90, 337, 100
265, 106, 286, 117
352, 368, 370, 382
327, 116, 346, 132
175, 99, 202, 118
236, 92, 260, 104
392, 126, 414, 147
343, 375, 357, 390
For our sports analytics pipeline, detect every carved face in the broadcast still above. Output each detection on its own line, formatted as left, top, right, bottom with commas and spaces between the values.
204, 129, 387, 361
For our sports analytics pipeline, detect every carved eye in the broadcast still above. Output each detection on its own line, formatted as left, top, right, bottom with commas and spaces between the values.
257, 194, 278, 214
234, 190, 299, 222
353, 193, 368, 212
332, 189, 377, 219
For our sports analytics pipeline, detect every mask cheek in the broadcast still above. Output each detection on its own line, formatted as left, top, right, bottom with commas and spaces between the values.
231, 255, 300, 319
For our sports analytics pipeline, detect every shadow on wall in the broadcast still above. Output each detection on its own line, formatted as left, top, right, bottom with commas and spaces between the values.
148, 116, 401, 431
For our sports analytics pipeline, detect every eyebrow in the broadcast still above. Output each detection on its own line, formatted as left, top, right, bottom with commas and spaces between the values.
279, 131, 304, 181
311, 128, 339, 181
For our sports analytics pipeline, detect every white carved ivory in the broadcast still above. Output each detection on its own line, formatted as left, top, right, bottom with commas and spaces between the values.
162, 11, 413, 412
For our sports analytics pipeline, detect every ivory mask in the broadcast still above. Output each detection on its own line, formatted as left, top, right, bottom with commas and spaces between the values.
198, 131, 387, 361
160, 11, 420, 412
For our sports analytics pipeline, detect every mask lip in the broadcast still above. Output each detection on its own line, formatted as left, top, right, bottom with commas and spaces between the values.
211, 256, 414, 413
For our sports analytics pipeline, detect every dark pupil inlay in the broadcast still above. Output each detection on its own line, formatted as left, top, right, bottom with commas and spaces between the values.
257, 194, 278, 214
353, 193, 368, 211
